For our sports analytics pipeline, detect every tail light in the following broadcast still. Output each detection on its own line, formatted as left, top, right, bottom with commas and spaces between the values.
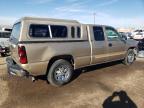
18, 45, 28, 64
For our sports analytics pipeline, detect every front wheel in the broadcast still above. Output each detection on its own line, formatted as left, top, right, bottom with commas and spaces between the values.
47, 59, 73, 87
123, 49, 136, 65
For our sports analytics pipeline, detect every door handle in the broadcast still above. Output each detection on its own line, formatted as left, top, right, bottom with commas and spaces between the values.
109, 43, 112, 47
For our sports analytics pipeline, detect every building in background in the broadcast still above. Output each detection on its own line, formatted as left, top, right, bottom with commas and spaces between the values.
117, 28, 134, 33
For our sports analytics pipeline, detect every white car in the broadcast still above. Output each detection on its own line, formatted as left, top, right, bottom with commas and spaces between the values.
131, 30, 144, 40
0, 30, 11, 57
133, 32, 144, 40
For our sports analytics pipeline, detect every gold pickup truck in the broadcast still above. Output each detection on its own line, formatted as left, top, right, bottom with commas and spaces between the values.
6, 17, 137, 87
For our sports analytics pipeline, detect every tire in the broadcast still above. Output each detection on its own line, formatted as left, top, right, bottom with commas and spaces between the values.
47, 59, 73, 87
123, 49, 136, 65
1, 53, 6, 57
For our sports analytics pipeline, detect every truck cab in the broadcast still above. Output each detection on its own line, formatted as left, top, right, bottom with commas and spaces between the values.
87, 25, 129, 65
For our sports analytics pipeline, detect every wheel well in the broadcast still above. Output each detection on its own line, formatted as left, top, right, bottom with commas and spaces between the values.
128, 47, 136, 50
46, 55, 74, 73
128, 47, 138, 55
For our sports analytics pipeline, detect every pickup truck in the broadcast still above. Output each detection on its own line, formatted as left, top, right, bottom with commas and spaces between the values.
6, 17, 137, 87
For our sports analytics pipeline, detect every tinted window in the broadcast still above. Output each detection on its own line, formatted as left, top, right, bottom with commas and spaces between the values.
77, 27, 81, 38
11, 23, 21, 39
29, 24, 50, 38
0, 32, 11, 38
71, 27, 75, 38
5, 29, 12, 32
51, 25, 67, 38
93, 26, 105, 41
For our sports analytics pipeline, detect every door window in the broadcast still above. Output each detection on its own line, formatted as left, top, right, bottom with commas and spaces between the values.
105, 27, 121, 41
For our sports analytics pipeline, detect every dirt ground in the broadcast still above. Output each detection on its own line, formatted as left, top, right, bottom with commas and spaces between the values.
0, 57, 144, 108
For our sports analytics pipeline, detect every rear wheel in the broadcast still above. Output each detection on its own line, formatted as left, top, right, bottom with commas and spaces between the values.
47, 59, 73, 87
123, 49, 136, 65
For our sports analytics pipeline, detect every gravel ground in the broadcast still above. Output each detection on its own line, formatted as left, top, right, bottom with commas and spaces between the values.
0, 57, 144, 108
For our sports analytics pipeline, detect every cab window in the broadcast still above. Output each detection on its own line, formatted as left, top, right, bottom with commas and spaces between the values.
93, 26, 105, 41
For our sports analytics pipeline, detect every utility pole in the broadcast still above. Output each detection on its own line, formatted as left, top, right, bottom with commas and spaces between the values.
93, 12, 96, 25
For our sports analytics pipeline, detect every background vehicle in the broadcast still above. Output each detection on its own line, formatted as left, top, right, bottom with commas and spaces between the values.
131, 30, 144, 40
137, 39, 144, 58
133, 32, 144, 40
7, 17, 138, 87
138, 39, 144, 51
1, 27, 12, 32
119, 32, 133, 39
0, 29, 11, 57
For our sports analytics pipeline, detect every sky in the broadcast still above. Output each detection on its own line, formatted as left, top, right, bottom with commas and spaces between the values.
0, 0, 144, 28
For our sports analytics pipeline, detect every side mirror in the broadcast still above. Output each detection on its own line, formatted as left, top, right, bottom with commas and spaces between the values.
121, 35, 127, 41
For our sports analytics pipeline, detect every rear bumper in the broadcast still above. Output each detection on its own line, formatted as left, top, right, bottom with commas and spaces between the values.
6, 57, 29, 77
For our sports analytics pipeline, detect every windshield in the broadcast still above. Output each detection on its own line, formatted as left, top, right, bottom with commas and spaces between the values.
0, 32, 11, 38
11, 22, 21, 40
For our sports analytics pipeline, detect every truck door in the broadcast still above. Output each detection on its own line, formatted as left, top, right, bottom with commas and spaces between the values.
91, 26, 108, 64
105, 27, 126, 61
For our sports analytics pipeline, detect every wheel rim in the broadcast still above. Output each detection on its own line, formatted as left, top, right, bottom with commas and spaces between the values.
127, 51, 135, 63
54, 65, 71, 82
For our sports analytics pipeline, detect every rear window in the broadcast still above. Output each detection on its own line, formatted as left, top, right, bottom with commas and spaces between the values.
11, 23, 21, 39
51, 25, 67, 38
29, 24, 50, 38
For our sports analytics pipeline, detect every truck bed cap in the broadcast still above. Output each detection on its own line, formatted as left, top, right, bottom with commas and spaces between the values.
17, 17, 80, 24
